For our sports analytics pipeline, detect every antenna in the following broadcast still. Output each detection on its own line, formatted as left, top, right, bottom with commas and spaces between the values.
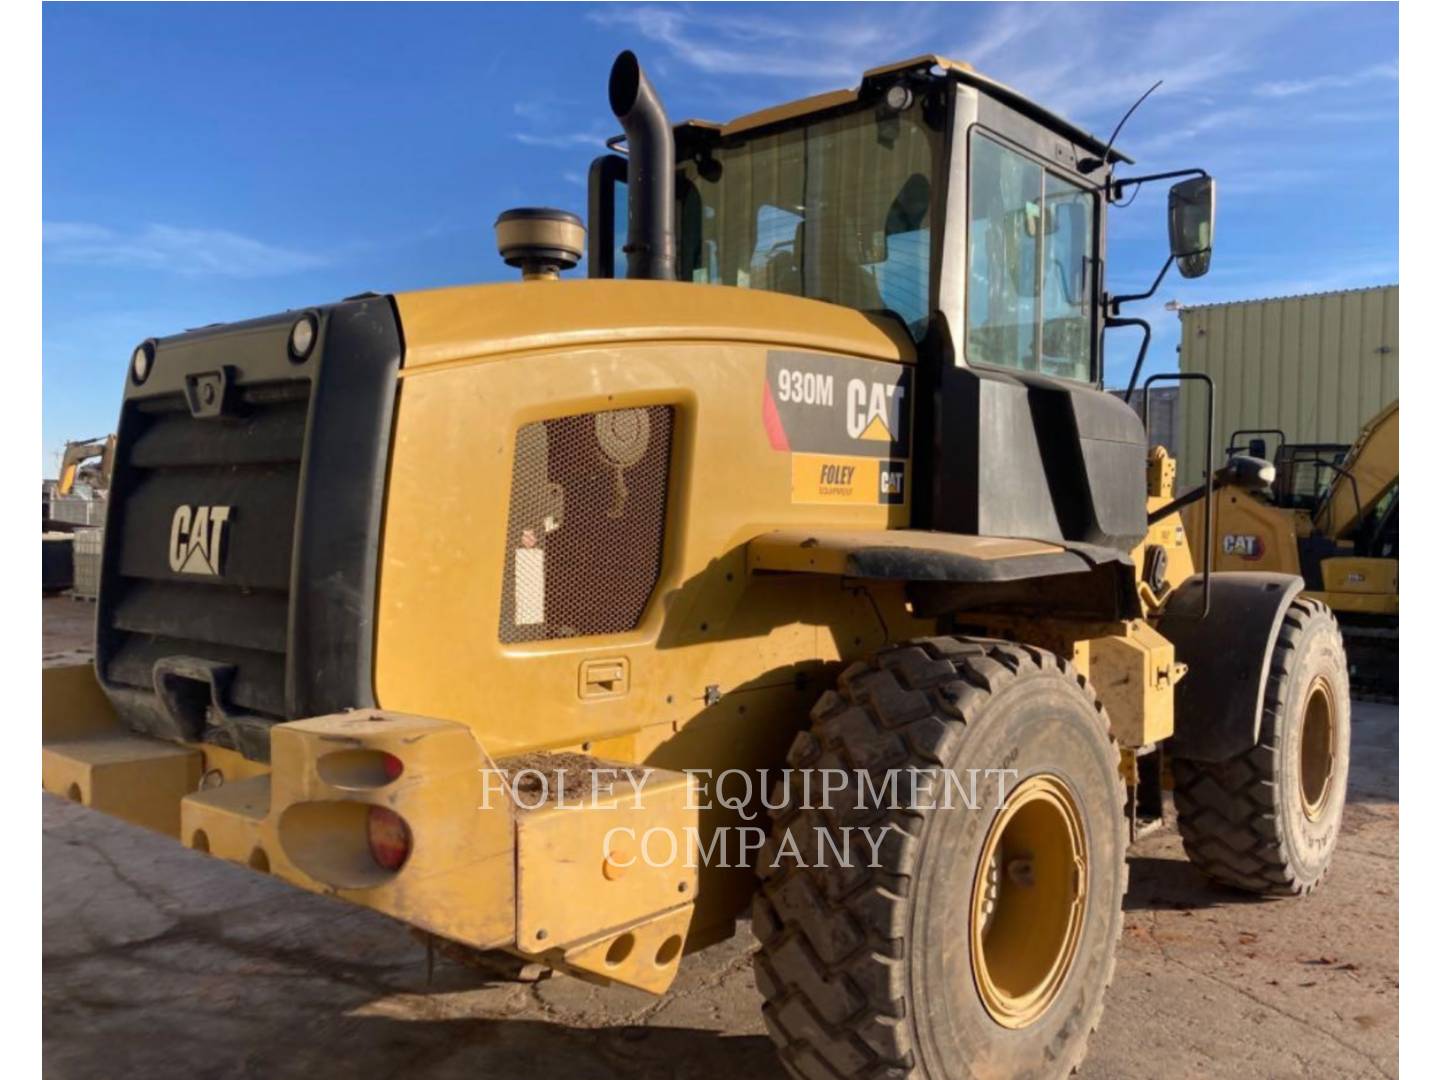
1079, 79, 1162, 174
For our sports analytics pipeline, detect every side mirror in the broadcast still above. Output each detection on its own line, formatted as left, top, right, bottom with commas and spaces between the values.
1168, 176, 1215, 279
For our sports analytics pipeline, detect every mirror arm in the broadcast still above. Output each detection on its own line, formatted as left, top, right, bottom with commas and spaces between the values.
1107, 255, 1173, 315
1107, 166, 1208, 203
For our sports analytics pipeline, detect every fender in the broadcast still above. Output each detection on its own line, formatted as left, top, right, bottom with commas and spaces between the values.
746, 528, 1140, 621
1157, 571, 1305, 762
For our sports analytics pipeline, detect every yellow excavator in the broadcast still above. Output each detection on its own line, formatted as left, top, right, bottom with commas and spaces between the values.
55, 434, 117, 498
1186, 400, 1397, 697
46, 434, 116, 537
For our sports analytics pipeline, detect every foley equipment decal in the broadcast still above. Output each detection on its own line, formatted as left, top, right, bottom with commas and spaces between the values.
763, 351, 912, 506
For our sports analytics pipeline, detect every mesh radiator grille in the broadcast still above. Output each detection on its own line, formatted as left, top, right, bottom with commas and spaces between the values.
500, 406, 674, 643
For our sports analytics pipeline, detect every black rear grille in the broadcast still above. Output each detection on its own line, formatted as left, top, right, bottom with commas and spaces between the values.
94, 297, 404, 761
106, 634, 288, 717
100, 383, 308, 725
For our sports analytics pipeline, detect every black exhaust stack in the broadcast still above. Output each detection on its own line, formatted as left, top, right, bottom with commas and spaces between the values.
608, 50, 675, 281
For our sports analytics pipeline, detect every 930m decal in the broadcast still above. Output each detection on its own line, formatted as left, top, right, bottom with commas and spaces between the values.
763, 351, 913, 506
764, 352, 912, 458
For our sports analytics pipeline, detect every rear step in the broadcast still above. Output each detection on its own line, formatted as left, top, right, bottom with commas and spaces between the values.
43, 734, 201, 836
181, 776, 272, 867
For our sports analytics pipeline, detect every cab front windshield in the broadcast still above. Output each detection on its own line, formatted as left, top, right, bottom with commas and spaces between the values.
676, 105, 941, 340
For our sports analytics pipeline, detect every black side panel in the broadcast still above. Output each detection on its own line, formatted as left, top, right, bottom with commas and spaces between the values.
905, 542, 1140, 622
936, 365, 1064, 540
1069, 385, 1149, 545
926, 361, 1147, 552
844, 546, 1090, 583
287, 298, 402, 718
1158, 572, 1305, 762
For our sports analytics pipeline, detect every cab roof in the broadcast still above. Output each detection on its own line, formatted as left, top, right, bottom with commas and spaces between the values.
671, 54, 1133, 166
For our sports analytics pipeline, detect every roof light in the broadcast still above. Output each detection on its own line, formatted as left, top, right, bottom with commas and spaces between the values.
131, 342, 154, 385
884, 83, 914, 112
288, 313, 317, 362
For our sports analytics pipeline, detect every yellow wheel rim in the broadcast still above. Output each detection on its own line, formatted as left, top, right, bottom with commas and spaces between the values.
969, 773, 1087, 1029
1299, 677, 1336, 821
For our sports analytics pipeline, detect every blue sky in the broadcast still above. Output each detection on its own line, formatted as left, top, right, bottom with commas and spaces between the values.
42, 1, 1398, 476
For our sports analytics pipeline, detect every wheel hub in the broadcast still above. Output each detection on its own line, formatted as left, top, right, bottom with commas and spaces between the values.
969, 773, 1088, 1029
1299, 677, 1337, 821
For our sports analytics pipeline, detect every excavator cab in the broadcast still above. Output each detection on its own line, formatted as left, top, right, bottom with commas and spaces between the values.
1273, 441, 1350, 511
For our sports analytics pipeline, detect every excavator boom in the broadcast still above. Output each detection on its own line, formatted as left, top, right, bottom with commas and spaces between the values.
1314, 400, 1398, 540
55, 435, 116, 497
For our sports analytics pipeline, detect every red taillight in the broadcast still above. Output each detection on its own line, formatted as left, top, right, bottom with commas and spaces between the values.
381, 753, 404, 782
367, 806, 411, 872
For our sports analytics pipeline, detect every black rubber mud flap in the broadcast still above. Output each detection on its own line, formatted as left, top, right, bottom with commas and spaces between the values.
1157, 571, 1305, 762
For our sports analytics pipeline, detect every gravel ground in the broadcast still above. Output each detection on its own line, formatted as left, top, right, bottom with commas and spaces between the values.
41, 596, 1398, 1078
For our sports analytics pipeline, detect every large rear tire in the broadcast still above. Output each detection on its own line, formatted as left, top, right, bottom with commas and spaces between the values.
1172, 597, 1350, 895
752, 638, 1127, 1079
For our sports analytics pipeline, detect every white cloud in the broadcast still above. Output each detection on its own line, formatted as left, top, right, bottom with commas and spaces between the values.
513, 100, 559, 122
1255, 61, 1397, 98
44, 222, 326, 277
581, 2, 1367, 153
956, 3, 1029, 68
587, 4, 931, 86
950, 2, 1302, 125
1123, 105, 1262, 160
513, 130, 610, 150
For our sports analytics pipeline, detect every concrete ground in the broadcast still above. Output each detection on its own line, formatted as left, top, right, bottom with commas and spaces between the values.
42, 596, 1398, 1079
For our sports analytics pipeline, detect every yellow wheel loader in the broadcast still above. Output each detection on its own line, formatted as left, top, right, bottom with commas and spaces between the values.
1184, 401, 1397, 698
42, 51, 1351, 1078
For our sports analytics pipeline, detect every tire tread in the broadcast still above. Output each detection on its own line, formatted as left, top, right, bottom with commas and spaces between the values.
753, 638, 1125, 1078
1172, 598, 1345, 896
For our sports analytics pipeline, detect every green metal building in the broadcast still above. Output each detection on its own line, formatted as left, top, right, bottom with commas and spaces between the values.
1177, 285, 1399, 487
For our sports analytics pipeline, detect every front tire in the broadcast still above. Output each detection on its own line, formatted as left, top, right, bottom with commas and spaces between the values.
752, 638, 1127, 1080
1173, 597, 1350, 895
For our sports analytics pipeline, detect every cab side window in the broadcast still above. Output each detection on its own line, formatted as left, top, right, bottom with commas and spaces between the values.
967, 132, 1095, 381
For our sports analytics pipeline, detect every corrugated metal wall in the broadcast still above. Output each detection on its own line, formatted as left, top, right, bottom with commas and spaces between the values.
1177, 285, 1399, 486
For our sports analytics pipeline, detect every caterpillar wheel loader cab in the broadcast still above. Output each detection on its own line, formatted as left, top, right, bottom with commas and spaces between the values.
42, 50, 1351, 1079
1186, 400, 1397, 698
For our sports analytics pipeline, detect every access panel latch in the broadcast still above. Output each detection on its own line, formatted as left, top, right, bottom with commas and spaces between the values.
579, 657, 630, 700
